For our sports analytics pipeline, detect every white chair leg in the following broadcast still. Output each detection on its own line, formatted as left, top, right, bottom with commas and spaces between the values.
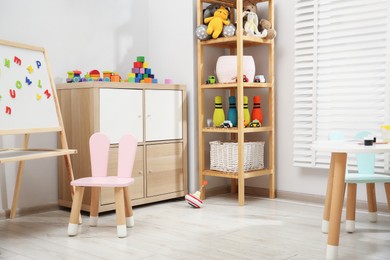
326, 244, 338, 260
322, 219, 329, 234
368, 211, 377, 223
67, 223, 79, 236
117, 224, 127, 238
90, 216, 98, 226
345, 220, 355, 233
126, 216, 134, 227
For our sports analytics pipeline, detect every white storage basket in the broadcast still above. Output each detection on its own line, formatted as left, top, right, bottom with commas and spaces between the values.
210, 141, 264, 172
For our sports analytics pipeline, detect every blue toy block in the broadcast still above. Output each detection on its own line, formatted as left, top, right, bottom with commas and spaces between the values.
152, 78, 158, 83
145, 68, 151, 74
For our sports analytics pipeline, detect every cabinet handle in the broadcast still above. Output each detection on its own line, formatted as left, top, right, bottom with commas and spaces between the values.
138, 171, 143, 175
148, 170, 152, 174
138, 115, 142, 118
147, 114, 151, 118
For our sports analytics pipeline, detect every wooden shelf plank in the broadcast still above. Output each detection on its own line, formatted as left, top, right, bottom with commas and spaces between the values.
202, 126, 272, 133
0, 148, 77, 163
202, 169, 272, 179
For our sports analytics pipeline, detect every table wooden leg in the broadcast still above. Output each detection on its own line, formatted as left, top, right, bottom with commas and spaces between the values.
326, 152, 347, 260
322, 153, 336, 233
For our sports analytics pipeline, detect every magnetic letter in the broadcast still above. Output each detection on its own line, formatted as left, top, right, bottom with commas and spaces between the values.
38, 79, 42, 88
16, 80, 22, 89
27, 65, 34, 74
25, 77, 32, 85
9, 89, 16, 98
14, 56, 21, 65
36, 60, 41, 69
5, 106, 11, 114
44, 89, 51, 99
4, 58, 10, 68
36, 93, 42, 100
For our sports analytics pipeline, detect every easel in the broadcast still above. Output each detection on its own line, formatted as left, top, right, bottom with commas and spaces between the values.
0, 40, 76, 218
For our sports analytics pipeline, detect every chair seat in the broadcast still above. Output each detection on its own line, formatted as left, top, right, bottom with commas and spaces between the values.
71, 176, 135, 187
345, 173, 390, 183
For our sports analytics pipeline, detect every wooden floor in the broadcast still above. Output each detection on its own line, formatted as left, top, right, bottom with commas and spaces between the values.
0, 195, 389, 259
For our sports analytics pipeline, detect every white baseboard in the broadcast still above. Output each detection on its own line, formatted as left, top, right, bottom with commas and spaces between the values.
0, 203, 59, 219
207, 185, 390, 213
1, 187, 388, 218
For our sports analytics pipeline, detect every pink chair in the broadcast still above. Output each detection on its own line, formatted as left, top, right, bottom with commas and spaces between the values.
67, 133, 137, 238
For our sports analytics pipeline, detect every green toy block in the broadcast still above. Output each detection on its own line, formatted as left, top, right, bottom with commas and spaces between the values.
128, 77, 135, 83
137, 56, 145, 62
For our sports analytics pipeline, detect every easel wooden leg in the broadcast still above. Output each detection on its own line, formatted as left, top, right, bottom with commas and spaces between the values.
10, 160, 26, 219
10, 134, 29, 219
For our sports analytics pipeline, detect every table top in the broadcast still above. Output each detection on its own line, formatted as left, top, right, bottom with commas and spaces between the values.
312, 140, 390, 153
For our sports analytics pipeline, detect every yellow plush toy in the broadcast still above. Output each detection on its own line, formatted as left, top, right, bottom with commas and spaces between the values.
204, 6, 230, 39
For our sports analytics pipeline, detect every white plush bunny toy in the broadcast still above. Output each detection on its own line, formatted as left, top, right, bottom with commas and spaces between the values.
243, 10, 267, 37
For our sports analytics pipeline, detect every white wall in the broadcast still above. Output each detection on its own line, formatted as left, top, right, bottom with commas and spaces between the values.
0, 0, 197, 213
0, 0, 386, 214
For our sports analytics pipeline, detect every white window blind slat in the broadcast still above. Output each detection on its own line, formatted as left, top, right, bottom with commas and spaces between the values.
293, 0, 390, 172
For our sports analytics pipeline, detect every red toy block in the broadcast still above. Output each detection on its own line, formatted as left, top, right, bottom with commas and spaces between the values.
134, 62, 143, 68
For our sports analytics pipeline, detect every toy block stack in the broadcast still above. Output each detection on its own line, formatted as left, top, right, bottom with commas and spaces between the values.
128, 56, 158, 84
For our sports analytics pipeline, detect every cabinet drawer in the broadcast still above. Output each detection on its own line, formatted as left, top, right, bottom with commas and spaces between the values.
146, 143, 184, 197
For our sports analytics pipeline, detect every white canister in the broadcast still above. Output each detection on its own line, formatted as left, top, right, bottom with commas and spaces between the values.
215, 55, 255, 83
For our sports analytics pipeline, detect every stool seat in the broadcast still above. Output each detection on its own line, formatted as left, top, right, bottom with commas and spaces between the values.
71, 177, 134, 187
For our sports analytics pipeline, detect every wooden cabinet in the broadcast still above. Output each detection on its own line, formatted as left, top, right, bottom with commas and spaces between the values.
197, 0, 275, 205
57, 82, 187, 212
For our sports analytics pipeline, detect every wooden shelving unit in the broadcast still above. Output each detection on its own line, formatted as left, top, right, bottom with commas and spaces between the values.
197, 0, 275, 205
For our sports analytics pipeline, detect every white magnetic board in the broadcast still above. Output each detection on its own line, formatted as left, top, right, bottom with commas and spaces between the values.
0, 40, 60, 134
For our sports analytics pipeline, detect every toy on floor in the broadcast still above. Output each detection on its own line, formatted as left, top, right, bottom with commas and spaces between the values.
185, 180, 208, 208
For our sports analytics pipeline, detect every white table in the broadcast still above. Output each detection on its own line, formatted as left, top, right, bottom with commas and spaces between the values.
312, 141, 390, 260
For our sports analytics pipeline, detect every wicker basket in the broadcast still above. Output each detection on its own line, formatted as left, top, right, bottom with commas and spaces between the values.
210, 141, 264, 172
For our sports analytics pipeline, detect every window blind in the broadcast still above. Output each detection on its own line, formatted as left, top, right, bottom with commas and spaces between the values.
293, 0, 390, 172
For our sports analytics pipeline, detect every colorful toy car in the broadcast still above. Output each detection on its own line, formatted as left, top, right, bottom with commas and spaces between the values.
220, 120, 233, 128
234, 75, 249, 82
254, 75, 266, 83
206, 75, 216, 84
249, 119, 261, 127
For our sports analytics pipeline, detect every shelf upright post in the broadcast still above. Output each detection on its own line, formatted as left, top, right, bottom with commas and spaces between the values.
197, 0, 206, 199
268, 0, 276, 198
235, 0, 245, 206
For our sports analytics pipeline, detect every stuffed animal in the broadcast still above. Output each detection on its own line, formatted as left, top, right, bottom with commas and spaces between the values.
204, 6, 230, 39
243, 11, 266, 37
243, 0, 257, 26
203, 3, 220, 20
196, 24, 211, 41
243, 0, 257, 13
259, 18, 277, 40
223, 24, 236, 37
